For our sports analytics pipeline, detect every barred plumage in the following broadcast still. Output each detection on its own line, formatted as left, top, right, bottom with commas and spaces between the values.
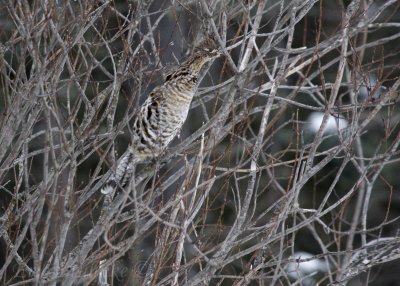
102, 39, 220, 194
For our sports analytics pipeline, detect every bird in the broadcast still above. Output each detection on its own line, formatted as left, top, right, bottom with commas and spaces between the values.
101, 38, 220, 194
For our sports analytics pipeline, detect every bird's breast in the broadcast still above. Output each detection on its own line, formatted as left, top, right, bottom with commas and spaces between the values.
165, 82, 195, 118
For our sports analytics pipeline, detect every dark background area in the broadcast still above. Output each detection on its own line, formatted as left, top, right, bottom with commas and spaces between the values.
0, 0, 400, 285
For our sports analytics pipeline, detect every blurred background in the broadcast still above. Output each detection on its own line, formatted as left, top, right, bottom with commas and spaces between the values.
0, 0, 400, 285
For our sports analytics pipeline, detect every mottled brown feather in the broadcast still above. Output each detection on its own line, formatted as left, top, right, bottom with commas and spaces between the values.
102, 39, 220, 194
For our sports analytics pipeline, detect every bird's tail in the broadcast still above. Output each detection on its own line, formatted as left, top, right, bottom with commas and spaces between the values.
101, 149, 137, 194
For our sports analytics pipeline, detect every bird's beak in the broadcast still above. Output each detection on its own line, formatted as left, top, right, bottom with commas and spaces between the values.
212, 50, 222, 59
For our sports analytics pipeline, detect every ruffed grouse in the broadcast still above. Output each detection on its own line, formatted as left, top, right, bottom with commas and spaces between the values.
102, 38, 220, 194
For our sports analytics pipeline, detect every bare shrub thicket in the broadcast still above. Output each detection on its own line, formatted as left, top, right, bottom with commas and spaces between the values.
1, 0, 400, 285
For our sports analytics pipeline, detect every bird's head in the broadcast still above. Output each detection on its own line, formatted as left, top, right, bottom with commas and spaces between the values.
189, 37, 221, 71
164, 37, 221, 82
